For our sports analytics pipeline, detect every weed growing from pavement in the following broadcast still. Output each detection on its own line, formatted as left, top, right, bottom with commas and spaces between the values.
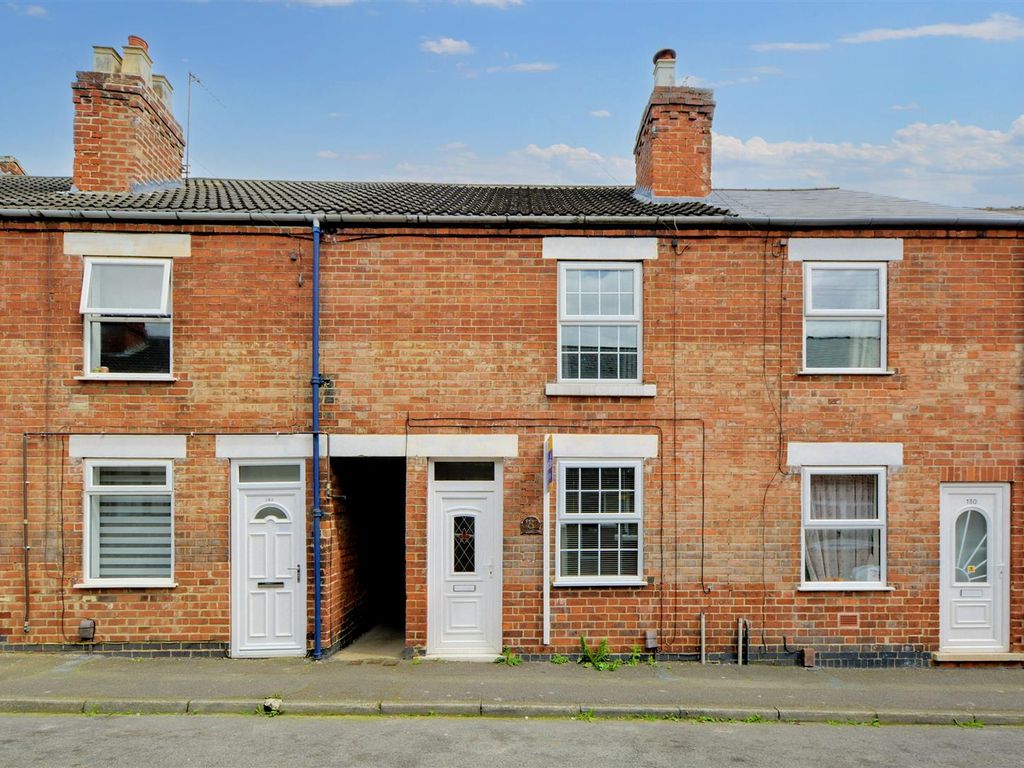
550, 654, 569, 665
575, 709, 596, 722
626, 645, 644, 666
825, 718, 882, 727
954, 717, 984, 728
494, 647, 522, 666
578, 636, 621, 671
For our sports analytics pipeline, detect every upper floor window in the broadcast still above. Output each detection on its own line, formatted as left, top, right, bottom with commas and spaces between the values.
558, 262, 642, 382
80, 257, 172, 378
803, 262, 886, 373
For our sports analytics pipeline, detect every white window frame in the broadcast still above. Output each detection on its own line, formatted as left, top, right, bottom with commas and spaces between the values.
77, 458, 176, 588
557, 261, 643, 384
79, 257, 174, 380
800, 466, 887, 591
554, 459, 645, 587
802, 261, 887, 374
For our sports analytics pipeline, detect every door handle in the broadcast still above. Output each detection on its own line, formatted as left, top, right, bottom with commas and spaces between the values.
288, 563, 302, 582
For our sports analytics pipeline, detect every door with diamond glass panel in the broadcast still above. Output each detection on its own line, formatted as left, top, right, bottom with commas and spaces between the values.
939, 484, 1009, 652
427, 461, 502, 658
230, 462, 307, 658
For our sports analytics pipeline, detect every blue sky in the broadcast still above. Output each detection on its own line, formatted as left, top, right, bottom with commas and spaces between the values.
2, 0, 1022, 206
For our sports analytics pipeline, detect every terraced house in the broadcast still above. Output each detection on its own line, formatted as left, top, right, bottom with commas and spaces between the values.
1, 38, 1022, 666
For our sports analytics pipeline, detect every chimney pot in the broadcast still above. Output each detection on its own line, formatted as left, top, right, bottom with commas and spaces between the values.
151, 74, 174, 111
121, 41, 154, 86
92, 46, 122, 75
127, 35, 149, 53
652, 48, 676, 88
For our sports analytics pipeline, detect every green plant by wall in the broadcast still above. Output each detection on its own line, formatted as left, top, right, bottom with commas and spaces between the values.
578, 635, 621, 671
495, 647, 522, 666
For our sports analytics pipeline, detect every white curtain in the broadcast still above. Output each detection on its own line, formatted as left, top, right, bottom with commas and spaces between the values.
805, 475, 879, 582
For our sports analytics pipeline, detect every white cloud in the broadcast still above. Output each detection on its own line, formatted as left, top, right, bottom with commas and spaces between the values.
748, 66, 784, 76
590, 109, 612, 118
421, 37, 474, 55
327, 112, 344, 119
441, 141, 470, 151
467, 0, 522, 7
750, 42, 829, 52
22, 3, 46, 15
890, 103, 920, 112
287, 0, 358, 6
385, 142, 632, 186
713, 115, 1024, 206
316, 150, 339, 159
484, 62, 557, 73
841, 12, 1024, 44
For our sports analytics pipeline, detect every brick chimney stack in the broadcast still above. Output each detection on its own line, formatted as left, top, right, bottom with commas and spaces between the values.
634, 49, 715, 199
0, 156, 26, 175
72, 36, 184, 193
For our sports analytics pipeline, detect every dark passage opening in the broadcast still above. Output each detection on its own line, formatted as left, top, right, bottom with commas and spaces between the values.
330, 457, 406, 652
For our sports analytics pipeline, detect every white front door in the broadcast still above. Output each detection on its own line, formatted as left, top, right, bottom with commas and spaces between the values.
231, 462, 307, 657
427, 462, 502, 658
939, 483, 1009, 652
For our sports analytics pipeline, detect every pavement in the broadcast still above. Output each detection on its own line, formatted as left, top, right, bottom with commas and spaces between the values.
1, 651, 1023, 725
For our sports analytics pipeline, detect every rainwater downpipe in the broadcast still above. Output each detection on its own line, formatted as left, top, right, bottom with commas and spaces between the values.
21, 434, 31, 633
311, 218, 324, 660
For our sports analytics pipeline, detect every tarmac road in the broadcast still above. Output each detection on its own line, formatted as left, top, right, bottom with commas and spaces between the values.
2, 714, 1023, 768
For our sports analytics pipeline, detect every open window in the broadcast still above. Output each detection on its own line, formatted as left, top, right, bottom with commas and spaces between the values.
80, 257, 172, 378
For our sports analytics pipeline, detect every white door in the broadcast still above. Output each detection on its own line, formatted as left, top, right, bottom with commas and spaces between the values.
231, 462, 307, 657
427, 462, 502, 658
939, 483, 1009, 652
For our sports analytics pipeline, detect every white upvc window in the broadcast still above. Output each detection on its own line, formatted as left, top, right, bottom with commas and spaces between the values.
81, 459, 175, 587
80, 257, 173, 379
802, 262, 886, 373
555, 460, 644, 586
801, 467, 887, 590
558, 262, 642, 382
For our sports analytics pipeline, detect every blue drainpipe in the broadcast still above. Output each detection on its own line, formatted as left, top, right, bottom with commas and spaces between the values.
311, 218, 324, 660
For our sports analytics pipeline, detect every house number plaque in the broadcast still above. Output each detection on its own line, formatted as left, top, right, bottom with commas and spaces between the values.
520, 516, 541, 536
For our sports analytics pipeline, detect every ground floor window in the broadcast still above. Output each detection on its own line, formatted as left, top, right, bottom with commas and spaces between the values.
801, 467, 886, 588
556, 461, 643, 586
84, 459, 173, 584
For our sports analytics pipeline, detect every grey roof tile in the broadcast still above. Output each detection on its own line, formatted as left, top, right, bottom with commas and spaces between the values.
0, 176, 730, 218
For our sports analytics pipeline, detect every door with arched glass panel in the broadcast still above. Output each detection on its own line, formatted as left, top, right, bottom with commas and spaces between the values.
230, 462, 307, 657
939, 484, 1009, 652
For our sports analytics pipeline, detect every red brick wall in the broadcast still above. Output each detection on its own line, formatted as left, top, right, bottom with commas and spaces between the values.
1, 221, 1021, 661
0, 223, 310, 647
72, 71, 184, 192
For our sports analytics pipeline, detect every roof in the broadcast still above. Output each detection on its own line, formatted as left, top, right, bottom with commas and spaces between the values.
707, 188, 1023, 225
0, 176, 728, 219
1, 176, 1021, 229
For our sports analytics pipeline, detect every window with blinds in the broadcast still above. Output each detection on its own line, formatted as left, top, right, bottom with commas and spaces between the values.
84, 460, 173, 582
555, 461, 644, 586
